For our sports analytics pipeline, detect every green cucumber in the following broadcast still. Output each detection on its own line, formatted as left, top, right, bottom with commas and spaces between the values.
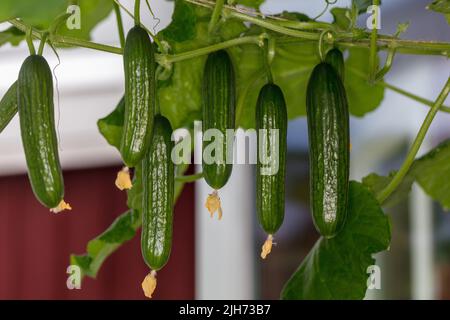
202, 50, 236, 190
256, 83, 287, 235
0, 81, 18, 134
306, 62, 349, 238
325, 48, 345, 81
121, 26, 156, 168
141, 115, 174, 271
18, 55, 64, 208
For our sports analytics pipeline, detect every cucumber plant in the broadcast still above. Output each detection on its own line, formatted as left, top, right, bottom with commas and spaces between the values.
1, 0, 450, 300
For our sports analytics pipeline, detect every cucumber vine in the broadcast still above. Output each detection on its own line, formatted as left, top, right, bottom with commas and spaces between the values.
1, 0, 450, 300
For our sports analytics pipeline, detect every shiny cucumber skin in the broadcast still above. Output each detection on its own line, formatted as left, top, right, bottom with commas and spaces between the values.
325, 48, 345, 81
202, 50, 236, 190
0, 81, 18, 134
306, 62, 349, 239
18, 55, 64, 208
121, 26, 155, 168
256, 83, 287, 234
141, 115, 174, 271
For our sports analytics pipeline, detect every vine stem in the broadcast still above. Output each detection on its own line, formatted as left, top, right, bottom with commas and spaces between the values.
112, 0, 162, 50
9, 19, 123, 54
175, 172, 204, 183
208, 0, 225, 34
377, 77, 450, 204
113, 2, 126, 48
37, 33, 48, 55
156, 35, 265, 65
381, 81, 450, 113
369, 0, 380, 82
25, 27, 35, 55
134, 0, 141, 26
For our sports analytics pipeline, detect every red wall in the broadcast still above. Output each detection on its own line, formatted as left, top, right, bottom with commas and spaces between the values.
0, 166, 195, 299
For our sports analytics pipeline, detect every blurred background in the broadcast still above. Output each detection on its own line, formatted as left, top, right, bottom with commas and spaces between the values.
0, 0, 449, 299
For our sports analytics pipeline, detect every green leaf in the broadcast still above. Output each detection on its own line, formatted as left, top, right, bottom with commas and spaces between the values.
1, 0, 113, 46
281, 181, 391, 300
363, 139, 450, 210
331, 7, 352, 30
345, 47, 385, 117
70, 210, 140, 278
0, 0, 66, 27
0, 27, 25, 47
427, 0, 450, 24
97, 96, 124, 149
233, 42, 384, 128
159, 0, 198, 42
362, 171, 414, 208
414, 139, 450, 209
71, 159, 189, 280
57, 0, 114, 40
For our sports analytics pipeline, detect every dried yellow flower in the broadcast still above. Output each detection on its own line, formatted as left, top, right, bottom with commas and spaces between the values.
115, 167, 133, 190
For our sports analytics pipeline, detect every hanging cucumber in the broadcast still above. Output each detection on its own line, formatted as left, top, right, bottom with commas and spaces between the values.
117, 24, 156, 190
0, 81, 18, 134
141, 115, 174, 299
256, 83, 287, 259
325, 48, 345, 81
18, 55, 70, 212
202, 50, 236, 220
306, 62, 349, 238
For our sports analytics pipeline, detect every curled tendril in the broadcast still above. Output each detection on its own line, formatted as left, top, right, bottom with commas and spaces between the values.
145, 0, 160, 35
313, 0, 338, 21
318, 29, 335, 61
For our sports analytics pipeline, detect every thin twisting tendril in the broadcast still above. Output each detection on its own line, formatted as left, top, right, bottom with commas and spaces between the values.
49, 42, 63, 150
312, 0, 337, 21
145, 0, 160, 34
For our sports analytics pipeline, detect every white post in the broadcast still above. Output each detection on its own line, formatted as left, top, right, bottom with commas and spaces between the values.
195, 129, 256, 299
409, 183, 435, 299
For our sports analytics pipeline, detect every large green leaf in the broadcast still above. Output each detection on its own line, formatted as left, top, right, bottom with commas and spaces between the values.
58, 0, 114, 40
413, 139, 450, 209
362, 171, 414, 208
331, 7, 352, 30
281, 181, 391, 299
159, 0, 198, 42
0, 0, 114, 47
363, 139, 450, 210
70, 209, 140, 278
345, 47, 385, 116
70, 159, 190, 280
0, 0, 66, 27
